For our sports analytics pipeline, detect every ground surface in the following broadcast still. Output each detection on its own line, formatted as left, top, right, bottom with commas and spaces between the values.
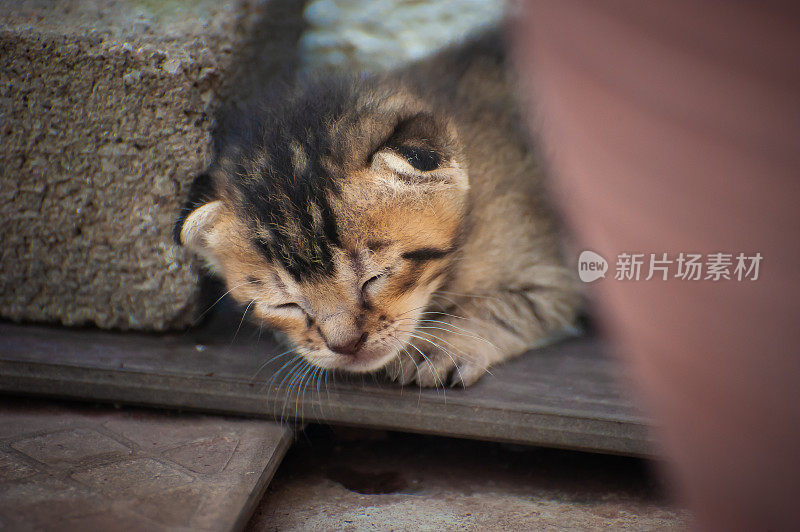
248, 425, 690, 531
0, 398, 689, 531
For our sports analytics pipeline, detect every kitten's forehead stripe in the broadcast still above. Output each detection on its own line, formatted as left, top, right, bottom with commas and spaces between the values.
402, 247, 452, 262
220, 79, 363, 280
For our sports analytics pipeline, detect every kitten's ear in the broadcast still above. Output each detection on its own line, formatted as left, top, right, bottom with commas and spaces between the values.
174, 172, 222, 251
179, 200, 224, 251
372, 112, 467, 188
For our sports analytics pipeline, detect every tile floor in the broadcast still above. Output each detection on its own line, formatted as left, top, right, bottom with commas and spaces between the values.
0, 398, 291, 531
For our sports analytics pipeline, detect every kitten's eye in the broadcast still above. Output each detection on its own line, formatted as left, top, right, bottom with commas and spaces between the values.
271, 302, 312, 327
393, 145, 441, 172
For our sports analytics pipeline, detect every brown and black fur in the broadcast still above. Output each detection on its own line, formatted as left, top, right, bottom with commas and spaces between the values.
175, 30, 580, 387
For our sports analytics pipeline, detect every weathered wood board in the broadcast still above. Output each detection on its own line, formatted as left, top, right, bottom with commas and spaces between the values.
0, 314, 653, 457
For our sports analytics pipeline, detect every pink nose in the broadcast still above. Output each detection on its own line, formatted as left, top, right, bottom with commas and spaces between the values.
326, 332, 367, 356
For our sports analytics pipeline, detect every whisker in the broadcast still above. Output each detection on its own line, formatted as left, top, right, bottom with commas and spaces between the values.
294, 363, 310, 424
268, 355, 305, 405
387, 337, 424, 404
385, 335, 418, 376
282, 359, 311, 423
409, 330, 494, 377
428, 293, 462, 310
295, 362, 316, 425
416, 318, 493, 341
250, 347, 299, 382
315, 365, 326, 414
396, 304, 430, 318
410, 320, 478, 336
400, 345, 424, 405
231, 298, 256, 345
194, 279, 260, 325
417, 324, 499, 351
324, 365, 331, 405
309, 364, 324, 421
256, 320, 266, 344
284, 362, 303, 424
417, 311, 468, 320
394, 317, 500, 351
261, 353, 301, 394
399, 324, 491, 370
408, 329, 479, 363
404, 341, 447, 400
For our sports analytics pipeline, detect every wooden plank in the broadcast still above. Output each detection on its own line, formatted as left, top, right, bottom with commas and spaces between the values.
0, 317, 653, 457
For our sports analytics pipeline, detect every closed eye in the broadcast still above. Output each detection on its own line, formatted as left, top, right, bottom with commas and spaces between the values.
271, 302, 312, 326
275, 302, 301, 310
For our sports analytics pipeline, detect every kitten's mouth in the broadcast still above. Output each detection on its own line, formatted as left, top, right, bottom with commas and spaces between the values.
332, 348, 396, 373
310, 341, 398, 373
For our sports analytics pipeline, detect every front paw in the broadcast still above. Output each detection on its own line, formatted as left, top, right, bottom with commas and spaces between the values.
386, 339, 490, 388
384, 355, 419, 386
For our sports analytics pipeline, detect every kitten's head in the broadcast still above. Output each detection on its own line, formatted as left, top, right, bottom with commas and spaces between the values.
175, 76, 469, 372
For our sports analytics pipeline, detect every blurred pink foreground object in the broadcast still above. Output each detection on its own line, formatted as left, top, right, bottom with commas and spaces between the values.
515, 2, 800, 530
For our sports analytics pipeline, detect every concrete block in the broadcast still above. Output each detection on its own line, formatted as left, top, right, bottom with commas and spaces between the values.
0, 0, 304, 330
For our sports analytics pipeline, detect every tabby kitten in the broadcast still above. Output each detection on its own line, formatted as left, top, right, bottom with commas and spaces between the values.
175, 32, 580, 387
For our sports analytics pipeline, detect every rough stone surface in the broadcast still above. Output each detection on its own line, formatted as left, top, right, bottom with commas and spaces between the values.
0, 0, 305, 330
248, 426, 691, 531
300, 0, 506, 72
0, 398, 292, 531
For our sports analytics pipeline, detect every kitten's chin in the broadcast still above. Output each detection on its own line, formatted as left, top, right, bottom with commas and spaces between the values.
320, 349, 397, 373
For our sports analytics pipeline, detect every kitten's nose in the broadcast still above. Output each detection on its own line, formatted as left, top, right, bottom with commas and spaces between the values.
326, 331, 367, 356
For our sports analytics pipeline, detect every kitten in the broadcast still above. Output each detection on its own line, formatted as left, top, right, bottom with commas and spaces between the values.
174, 31, 580, 387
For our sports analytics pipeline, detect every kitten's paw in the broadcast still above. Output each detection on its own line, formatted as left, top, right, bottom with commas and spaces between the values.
414, 352, 455, 388
448, 357, 490, 388
387, 335, 494, 388
384, 355, 419, 385
410, 344, 490, 388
